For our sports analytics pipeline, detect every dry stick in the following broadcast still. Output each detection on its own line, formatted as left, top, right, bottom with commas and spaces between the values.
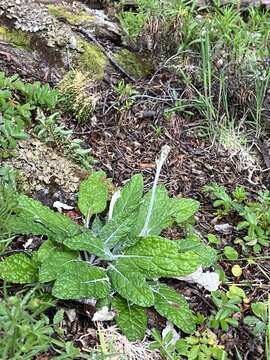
76, 27, 137, 83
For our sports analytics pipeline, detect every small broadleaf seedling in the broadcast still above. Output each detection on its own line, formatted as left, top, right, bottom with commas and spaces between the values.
205, 183, 270, 253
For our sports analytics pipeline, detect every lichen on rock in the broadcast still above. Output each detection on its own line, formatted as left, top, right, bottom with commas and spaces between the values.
113, 48, 153, 80
0, 0, 53, 32
2, 138, 87, 195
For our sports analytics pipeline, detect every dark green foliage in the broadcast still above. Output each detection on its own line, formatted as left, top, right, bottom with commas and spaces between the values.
0, 170, 217, 340
208, 286, 246, 331
205, 183, 270, 253
0, 72, 59, 158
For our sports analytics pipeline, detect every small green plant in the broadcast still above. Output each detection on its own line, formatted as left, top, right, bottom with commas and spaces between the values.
149, 327, 227, 360
151, 124, 163, 137
244, 301, 268, 336
176, 329, 227, 360
232, 186, 248, 203
0, 71, 59, 158
237, 191, 270, 253
0, 288, 55, 359
0, 147, 217, 341
204, 183, 234, 215
205, 184, 270, 253
209, 286, 246, 331
17, 81, 59, 110
0, 287, 91, 359
164, 99, 194, 120
0, 166, 18, 190
149, 328, 179, 360
113, 80, 137, 113
113, 80, 137, 98
34, 110, 94, 170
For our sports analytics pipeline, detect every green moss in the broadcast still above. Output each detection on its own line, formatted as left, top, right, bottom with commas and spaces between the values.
113, 49, 153, 80
0, 25, 31, 50
48, 5, 94, 26
77, 39, 107, 80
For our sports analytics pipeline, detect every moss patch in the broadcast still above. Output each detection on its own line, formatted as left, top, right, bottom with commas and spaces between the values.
0, 25, 31, 49
77, 39, 107, 80
113, 49, 153, 80
48, 5, 94, 26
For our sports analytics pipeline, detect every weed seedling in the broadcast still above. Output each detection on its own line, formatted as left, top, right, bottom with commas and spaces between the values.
209, 286, 247, 331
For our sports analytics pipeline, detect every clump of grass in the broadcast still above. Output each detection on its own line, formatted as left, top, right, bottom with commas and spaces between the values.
119, 0, 270, 157
119, 0, 198, 58
58, 70, 99, 123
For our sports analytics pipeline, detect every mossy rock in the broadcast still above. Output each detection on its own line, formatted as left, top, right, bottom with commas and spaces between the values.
113, 49, 153, 80
0, 25, 31, 50
48, 5, 94, 26
77, 39, 107, 80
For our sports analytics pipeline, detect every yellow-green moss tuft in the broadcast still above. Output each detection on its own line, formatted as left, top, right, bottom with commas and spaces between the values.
0, 25, 31, 49
113, 49, 153, 80
58, 70, 99, 123
48, 5, 94, 26
77, 39, 107, 80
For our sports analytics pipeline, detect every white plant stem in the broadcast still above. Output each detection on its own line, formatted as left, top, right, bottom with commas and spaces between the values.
140, 145, 171, 236
108, 190, 121, 220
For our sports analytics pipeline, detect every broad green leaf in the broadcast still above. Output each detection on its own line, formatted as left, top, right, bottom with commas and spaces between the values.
78, 171, 109, 217
64, 232, 108, 259
227, 285, 246, 299
100, 214, 136, 250
5, 195, 82, 242
116, 236, 201, 278
171, 198, 200, 223
112, 296, 147, 341
132, 186, 173, 236
223, 246, 238, 260
53, 309, 65, 325
4, 216, 49, 237
108, 264, 154, 307
52, 261, 111, 300
154, 284, 196, 334
112, 174, 144, 218
177, 236, 217, 268
92, 215, 104, 236
38, 240, 78, 282
251, 302, 267, 321
0, 253, 38, 283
